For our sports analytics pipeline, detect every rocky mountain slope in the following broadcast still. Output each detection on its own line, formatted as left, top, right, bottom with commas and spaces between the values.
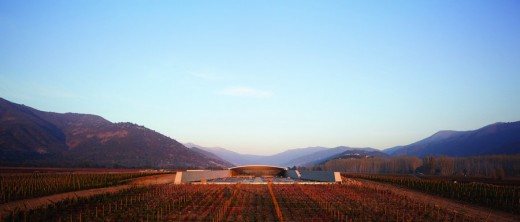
0, 98, 232, 169
385, 122, 520, 157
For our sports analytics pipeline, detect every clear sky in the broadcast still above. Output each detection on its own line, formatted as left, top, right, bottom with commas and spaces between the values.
1, 1, 519, 155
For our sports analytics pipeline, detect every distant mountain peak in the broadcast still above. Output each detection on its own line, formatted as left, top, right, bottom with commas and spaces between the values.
429, 130, 465, 140
433, 130, 459, 135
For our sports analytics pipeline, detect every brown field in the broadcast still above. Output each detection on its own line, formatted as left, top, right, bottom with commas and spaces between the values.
0, 167, 167, 206
1, 169, 519, 221
416, 174, 520, 186
0, 167, 165, 174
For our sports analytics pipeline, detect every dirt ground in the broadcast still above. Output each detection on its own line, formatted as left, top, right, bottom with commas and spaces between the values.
353, 178, 520, 222
0, 173, 177, 215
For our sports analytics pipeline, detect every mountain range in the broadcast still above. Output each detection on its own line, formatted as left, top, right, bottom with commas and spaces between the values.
0, 98, 233, 169
187, 122, 520, 166
1, 97, 519, 169
184, 143, 378, 167
384, 122, 520, 157
184, 143, 379, 167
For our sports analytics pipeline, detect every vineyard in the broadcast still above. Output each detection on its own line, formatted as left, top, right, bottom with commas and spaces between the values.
344, 173, 520, 215
3, 182, 493, 222
0, 172, 162, 204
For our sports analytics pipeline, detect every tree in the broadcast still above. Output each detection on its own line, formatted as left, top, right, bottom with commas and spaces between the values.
496, 167, 505, 180
422, 156, 436, 175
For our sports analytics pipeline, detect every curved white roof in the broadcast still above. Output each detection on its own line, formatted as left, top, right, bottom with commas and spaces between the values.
228, 165, 287, 170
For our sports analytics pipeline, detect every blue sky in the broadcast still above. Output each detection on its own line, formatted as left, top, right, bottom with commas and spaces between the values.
1, 1, 519, 155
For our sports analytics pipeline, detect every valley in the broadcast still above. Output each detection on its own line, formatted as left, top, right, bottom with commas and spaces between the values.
1, 98, 519, 221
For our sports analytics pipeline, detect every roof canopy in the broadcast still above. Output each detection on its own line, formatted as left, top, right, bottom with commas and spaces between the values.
229, 165, 287, 177
229, 165, 287, 170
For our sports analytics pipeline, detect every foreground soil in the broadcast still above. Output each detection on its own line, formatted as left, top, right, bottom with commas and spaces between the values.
352, 178, 520, 222
0, 174, 176, 215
